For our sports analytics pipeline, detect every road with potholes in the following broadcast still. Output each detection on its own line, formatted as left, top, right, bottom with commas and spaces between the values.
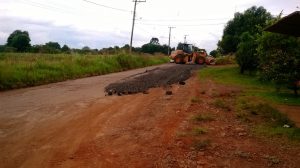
0, 63, 203, 167
1, 63, 299, 168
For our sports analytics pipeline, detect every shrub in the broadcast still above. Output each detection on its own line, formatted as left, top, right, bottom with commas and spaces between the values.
257, 31, 300, 95
215, 55, 236, 65
236, 32, 258, 74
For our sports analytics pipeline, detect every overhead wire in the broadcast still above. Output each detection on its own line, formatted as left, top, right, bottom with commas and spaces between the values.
82, 0, 132, 13
18, 0, 133, 19
135, 22, 226, 27
18, 0, 229, 25
19, 0, 78, 15
139, 17, 230, 22
16, 0, 229, 47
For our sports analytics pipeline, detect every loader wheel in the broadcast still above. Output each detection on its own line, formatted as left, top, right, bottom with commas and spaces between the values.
196, 57, 205, 64
175, 55, 184, 64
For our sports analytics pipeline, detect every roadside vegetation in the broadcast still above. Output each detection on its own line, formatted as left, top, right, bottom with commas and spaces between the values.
199, 5, 300, 144
211, 6, 300, 96
235, 99, 300, 141
199, 66, 299, 105
0, 52, 168, 90
0, 28, 174, 91
192, 113, 215, 122
214, 55, 236, 65
198, 66, 300, 141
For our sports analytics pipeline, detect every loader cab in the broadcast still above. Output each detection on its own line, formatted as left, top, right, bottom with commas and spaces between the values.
177, 43, 193, 54
182, 44, 193, 54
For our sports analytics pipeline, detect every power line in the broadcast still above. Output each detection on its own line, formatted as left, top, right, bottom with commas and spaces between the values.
140, 18, 230, 22
136, 22, 226, 27
83, 0, 131, 13
19, 0, 74, 14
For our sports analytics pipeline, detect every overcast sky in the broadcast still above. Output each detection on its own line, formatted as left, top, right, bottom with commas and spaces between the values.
0, 0, 299, 52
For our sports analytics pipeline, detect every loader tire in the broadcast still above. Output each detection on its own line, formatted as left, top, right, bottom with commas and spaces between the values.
196, 57, 205, 65
174, 54, 184, 64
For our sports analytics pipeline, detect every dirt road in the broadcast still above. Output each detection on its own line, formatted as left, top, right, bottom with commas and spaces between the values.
0, 63, 200, 167
1, 63, 299, 168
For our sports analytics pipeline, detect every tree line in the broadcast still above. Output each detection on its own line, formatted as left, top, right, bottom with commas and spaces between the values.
0, 30, 175, 55
213, 6, 300, 95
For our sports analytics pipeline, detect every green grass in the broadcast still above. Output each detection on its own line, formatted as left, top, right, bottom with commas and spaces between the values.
213, 98, 231, 111
0, 52, 169, 90
193, 127, 208, 135
191, 96, 202, 103
236, 100, 294, 126
235, 99, 300, 141
198, 66, 300, 105
215, 55, 236, 65
254, 125, 300, 141
198, 65, 300, 141
192, 113, 215, 122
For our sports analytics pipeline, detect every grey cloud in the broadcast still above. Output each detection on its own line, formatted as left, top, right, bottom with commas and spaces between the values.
0, 16, 143, 49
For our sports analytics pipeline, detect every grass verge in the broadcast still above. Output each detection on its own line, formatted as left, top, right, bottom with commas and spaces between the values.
198, 65, 300, 141
235, 99, 300, 141
0, 52, 169, 90
198, 65, 300, 106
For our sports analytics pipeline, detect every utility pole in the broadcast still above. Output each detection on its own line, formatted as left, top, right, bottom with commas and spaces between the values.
168, 26, 175, 55
130, 0, 146, 53
184, 35, 188, 43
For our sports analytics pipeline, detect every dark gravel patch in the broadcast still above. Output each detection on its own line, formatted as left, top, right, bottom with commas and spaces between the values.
105, 64, 204, 95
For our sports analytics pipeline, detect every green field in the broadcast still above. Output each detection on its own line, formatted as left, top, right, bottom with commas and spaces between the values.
0, 52, 169, 90
198, 65, 300, 106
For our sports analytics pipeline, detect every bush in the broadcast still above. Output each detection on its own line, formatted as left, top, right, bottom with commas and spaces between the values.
236, 32, 258, 74
215, 55, 236, 65
257, 31, 300, 95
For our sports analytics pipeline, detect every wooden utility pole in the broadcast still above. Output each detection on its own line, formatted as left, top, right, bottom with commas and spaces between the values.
168, 26, 175, 55
130, 0, 146, 53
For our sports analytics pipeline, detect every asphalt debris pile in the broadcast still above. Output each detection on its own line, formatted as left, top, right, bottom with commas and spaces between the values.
105, 64, 203, 96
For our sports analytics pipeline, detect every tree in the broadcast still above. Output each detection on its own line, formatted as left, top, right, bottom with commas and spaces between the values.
6, 30, 31, 52
30, 45, 43, 53
45, 42, 61, 50
141, 38, 169, 55
209, 50, 218, 57
82, 46, 91, 54
42, 42, 61, 53
218, 6, 272, 54
141, 43, 161, 54
0, 45, 4, 52
236, 32, 258, 74
150, 37, 159, 45
122, 44, 130, 50
61, 44, 71, 53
